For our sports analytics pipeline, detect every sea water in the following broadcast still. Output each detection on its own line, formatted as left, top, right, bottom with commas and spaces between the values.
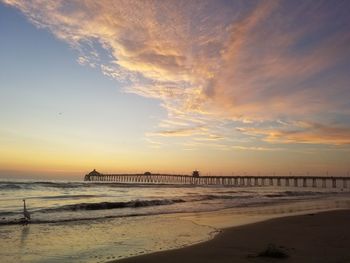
0, 179, 349, 262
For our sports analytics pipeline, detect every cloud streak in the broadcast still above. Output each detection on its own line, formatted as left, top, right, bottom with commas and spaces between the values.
238, 122, 350, 145
3, 0, 350, 146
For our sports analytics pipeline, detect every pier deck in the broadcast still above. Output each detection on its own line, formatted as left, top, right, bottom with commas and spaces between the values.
84, 170, 350, 188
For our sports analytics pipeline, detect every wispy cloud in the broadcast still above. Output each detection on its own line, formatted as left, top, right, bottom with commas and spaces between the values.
148, 126, 205, 137
144, 138, 163, 149
231, 146, 284, 151
3, 0, 350, 147
238, 122, 350, 145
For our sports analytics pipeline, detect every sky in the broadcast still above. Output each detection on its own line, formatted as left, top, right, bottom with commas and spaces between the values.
0, 0, 350, 179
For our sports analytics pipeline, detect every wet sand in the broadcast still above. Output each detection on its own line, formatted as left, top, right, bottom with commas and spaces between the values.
114, 209, 350, 263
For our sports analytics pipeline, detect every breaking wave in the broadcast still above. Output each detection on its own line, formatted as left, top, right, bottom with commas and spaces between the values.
42, 199, 186, 212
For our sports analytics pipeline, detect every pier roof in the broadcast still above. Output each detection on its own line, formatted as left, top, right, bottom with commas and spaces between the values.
88, 169, 101, 176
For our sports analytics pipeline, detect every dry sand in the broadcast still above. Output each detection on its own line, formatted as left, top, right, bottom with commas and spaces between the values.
113, 210, 350, 263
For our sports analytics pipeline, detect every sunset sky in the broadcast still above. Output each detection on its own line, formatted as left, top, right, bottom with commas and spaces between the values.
1, 0, 349, 179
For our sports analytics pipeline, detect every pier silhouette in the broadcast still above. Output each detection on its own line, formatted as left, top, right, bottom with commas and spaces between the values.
84, 170, 350, 188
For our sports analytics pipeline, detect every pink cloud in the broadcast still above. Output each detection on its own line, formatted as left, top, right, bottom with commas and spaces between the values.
3, 0, 350, 146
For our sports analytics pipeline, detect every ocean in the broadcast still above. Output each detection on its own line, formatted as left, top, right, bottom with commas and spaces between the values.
0, 179, 350, 262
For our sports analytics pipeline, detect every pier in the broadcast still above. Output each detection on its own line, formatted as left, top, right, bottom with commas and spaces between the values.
84, 170, 350, 188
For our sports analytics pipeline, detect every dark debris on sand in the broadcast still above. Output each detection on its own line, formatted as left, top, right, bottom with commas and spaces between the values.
257, 243, 289, 259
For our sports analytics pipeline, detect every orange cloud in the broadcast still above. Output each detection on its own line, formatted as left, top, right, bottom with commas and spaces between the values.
238, 122, 350, 145
3, 0, 350, 146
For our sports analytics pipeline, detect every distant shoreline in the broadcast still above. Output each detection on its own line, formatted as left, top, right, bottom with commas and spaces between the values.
113, 209, 350, 263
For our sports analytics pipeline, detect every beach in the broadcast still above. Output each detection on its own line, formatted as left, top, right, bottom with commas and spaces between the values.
115, 209, 350, 263
2, 1, 350, 262
1, 180, 350, 262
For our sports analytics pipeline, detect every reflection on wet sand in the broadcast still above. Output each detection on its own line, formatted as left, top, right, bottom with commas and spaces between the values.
20, 225, 30, 248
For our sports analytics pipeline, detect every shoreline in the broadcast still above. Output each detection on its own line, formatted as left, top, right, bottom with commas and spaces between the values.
112, 209, 350, 263
1, 188, 349, 262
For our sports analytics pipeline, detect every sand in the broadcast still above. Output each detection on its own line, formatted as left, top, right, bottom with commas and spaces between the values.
113, 210, 350, 263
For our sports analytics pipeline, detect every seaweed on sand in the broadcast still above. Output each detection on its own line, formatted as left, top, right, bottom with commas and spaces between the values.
258, 243, 289, 259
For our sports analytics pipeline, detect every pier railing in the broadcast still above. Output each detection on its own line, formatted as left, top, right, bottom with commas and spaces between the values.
84, 172, 350, 188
